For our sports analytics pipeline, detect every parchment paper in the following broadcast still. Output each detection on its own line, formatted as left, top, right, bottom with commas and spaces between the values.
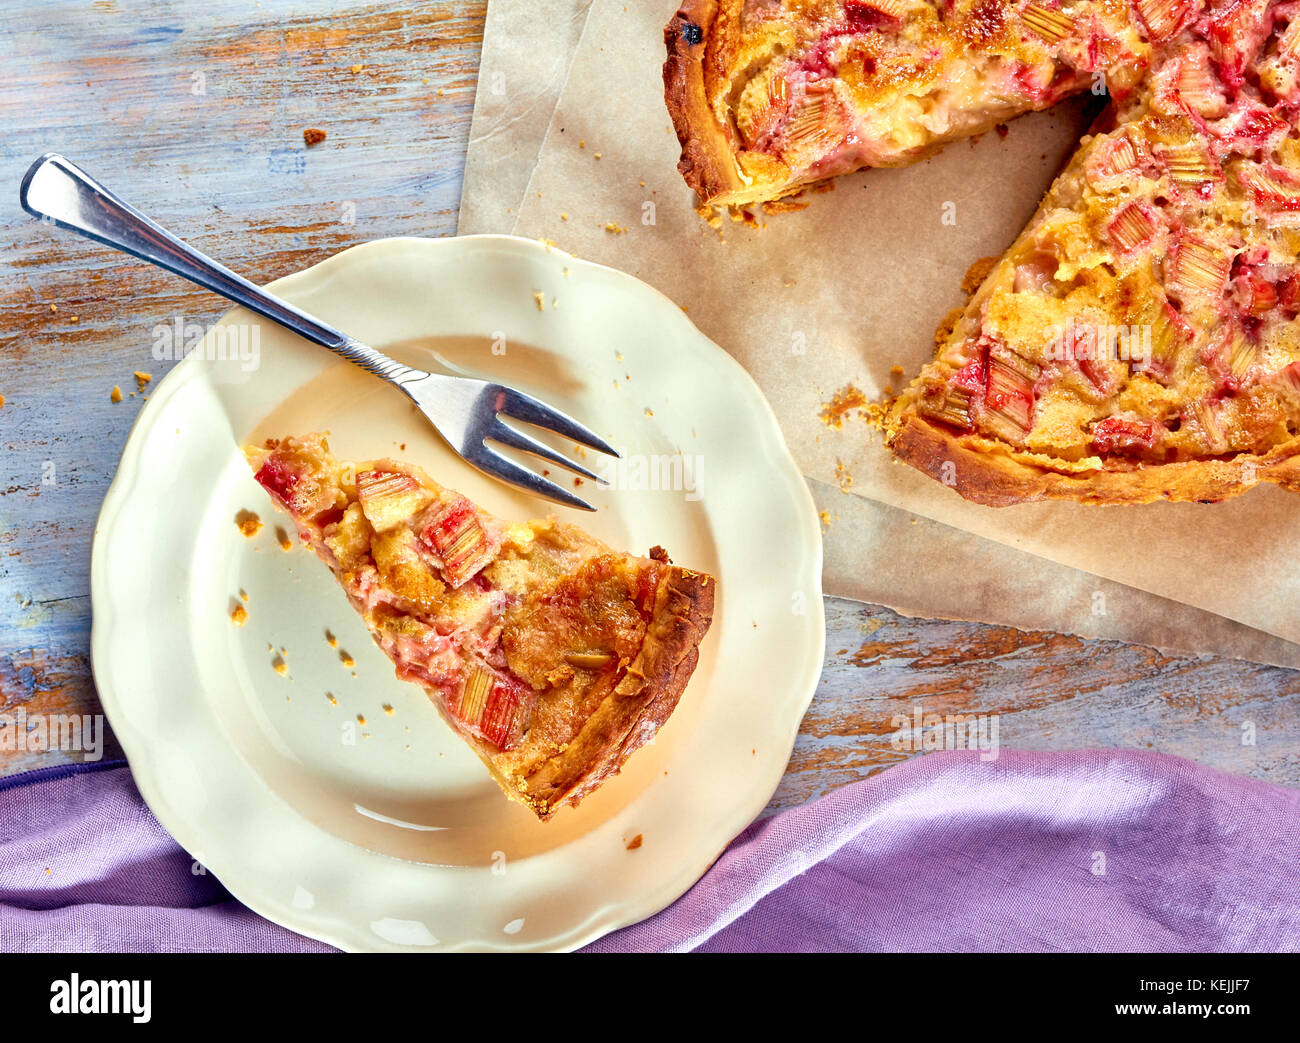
457, 0, 594, 235
489, 0, 1300, 662
812, 480, 1300, 669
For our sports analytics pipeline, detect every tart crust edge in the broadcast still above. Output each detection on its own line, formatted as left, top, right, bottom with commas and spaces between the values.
887, 413, 1300, 507
664, 0, 749, 206
510, 565, 717, 820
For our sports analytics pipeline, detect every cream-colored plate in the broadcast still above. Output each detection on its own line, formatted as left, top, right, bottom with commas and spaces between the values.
90, 235, 824, 952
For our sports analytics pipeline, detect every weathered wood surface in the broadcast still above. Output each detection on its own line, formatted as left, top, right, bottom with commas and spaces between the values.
2, 1, 1298, 801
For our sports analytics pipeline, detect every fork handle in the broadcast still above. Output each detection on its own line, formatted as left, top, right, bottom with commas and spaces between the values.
19, 153, 427, 386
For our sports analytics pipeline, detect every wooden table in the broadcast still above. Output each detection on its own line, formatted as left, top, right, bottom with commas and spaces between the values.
4, 0, 1298, 804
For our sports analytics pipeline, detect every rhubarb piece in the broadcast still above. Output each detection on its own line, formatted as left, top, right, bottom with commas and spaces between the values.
918, 384, 974, 431
449, 666, 530, 750
1107, 203, 1157, 254
1167, 236, 1231, 299
981, 349, 1040, 445
1161, 139, 1220, 187
1169, 51, 1228, 118
1091, 417, 1158, 455
1227, 329, 1258, 381
1087, 133, 1142, 186
419, 496, 495, 588
847, 0, 908, 18
1193, 400, 1229, 453
244, 433, 715, 820
1283, 20, 1300, 60
1021, 4, 1074, 45
782, 86, 846, 163
1136, 0, 1195, 43
1238, 162, 1300, 214
1231, 273, 1277, 318
357, 469, 431, 532
564, 651, 616, 670
1280, 362, 1300, 396
254, 458, 302, 507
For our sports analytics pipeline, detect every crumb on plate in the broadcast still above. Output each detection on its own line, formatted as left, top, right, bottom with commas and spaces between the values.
235, 510, 263, 538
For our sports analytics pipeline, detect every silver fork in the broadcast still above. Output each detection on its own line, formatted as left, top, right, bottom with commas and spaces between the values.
19, 153, 616, 511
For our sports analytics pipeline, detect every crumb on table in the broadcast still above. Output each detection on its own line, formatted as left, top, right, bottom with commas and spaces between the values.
110, 385, 122, 403
133, 371, 152, 390
303, 127, 327, 146
835, 458, 854, 494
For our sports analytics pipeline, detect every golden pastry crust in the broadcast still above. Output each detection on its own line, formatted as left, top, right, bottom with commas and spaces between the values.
889, 413, 1300, 506
665, 2, 752, 206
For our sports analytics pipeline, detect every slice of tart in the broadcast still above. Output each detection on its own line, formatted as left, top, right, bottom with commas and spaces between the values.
665, 0, 1151, 208
245, 433, 715, 820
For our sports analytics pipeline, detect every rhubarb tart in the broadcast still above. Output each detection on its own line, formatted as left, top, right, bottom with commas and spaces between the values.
668, 1, 1300, 505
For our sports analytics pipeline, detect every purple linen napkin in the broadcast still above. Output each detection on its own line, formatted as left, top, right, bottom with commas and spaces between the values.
0, 763, 333, 953
2, 751, 1297, 952
588, 748, 1300, 952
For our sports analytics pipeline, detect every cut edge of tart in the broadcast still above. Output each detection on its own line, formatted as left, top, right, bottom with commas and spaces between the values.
884, 408, 1300, 506
244, 433, 716, 821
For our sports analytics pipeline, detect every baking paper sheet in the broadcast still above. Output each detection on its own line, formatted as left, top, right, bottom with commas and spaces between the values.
457, 0, 594, 235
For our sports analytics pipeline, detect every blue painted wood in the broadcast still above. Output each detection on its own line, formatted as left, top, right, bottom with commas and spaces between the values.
2, 0, 1297, 802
